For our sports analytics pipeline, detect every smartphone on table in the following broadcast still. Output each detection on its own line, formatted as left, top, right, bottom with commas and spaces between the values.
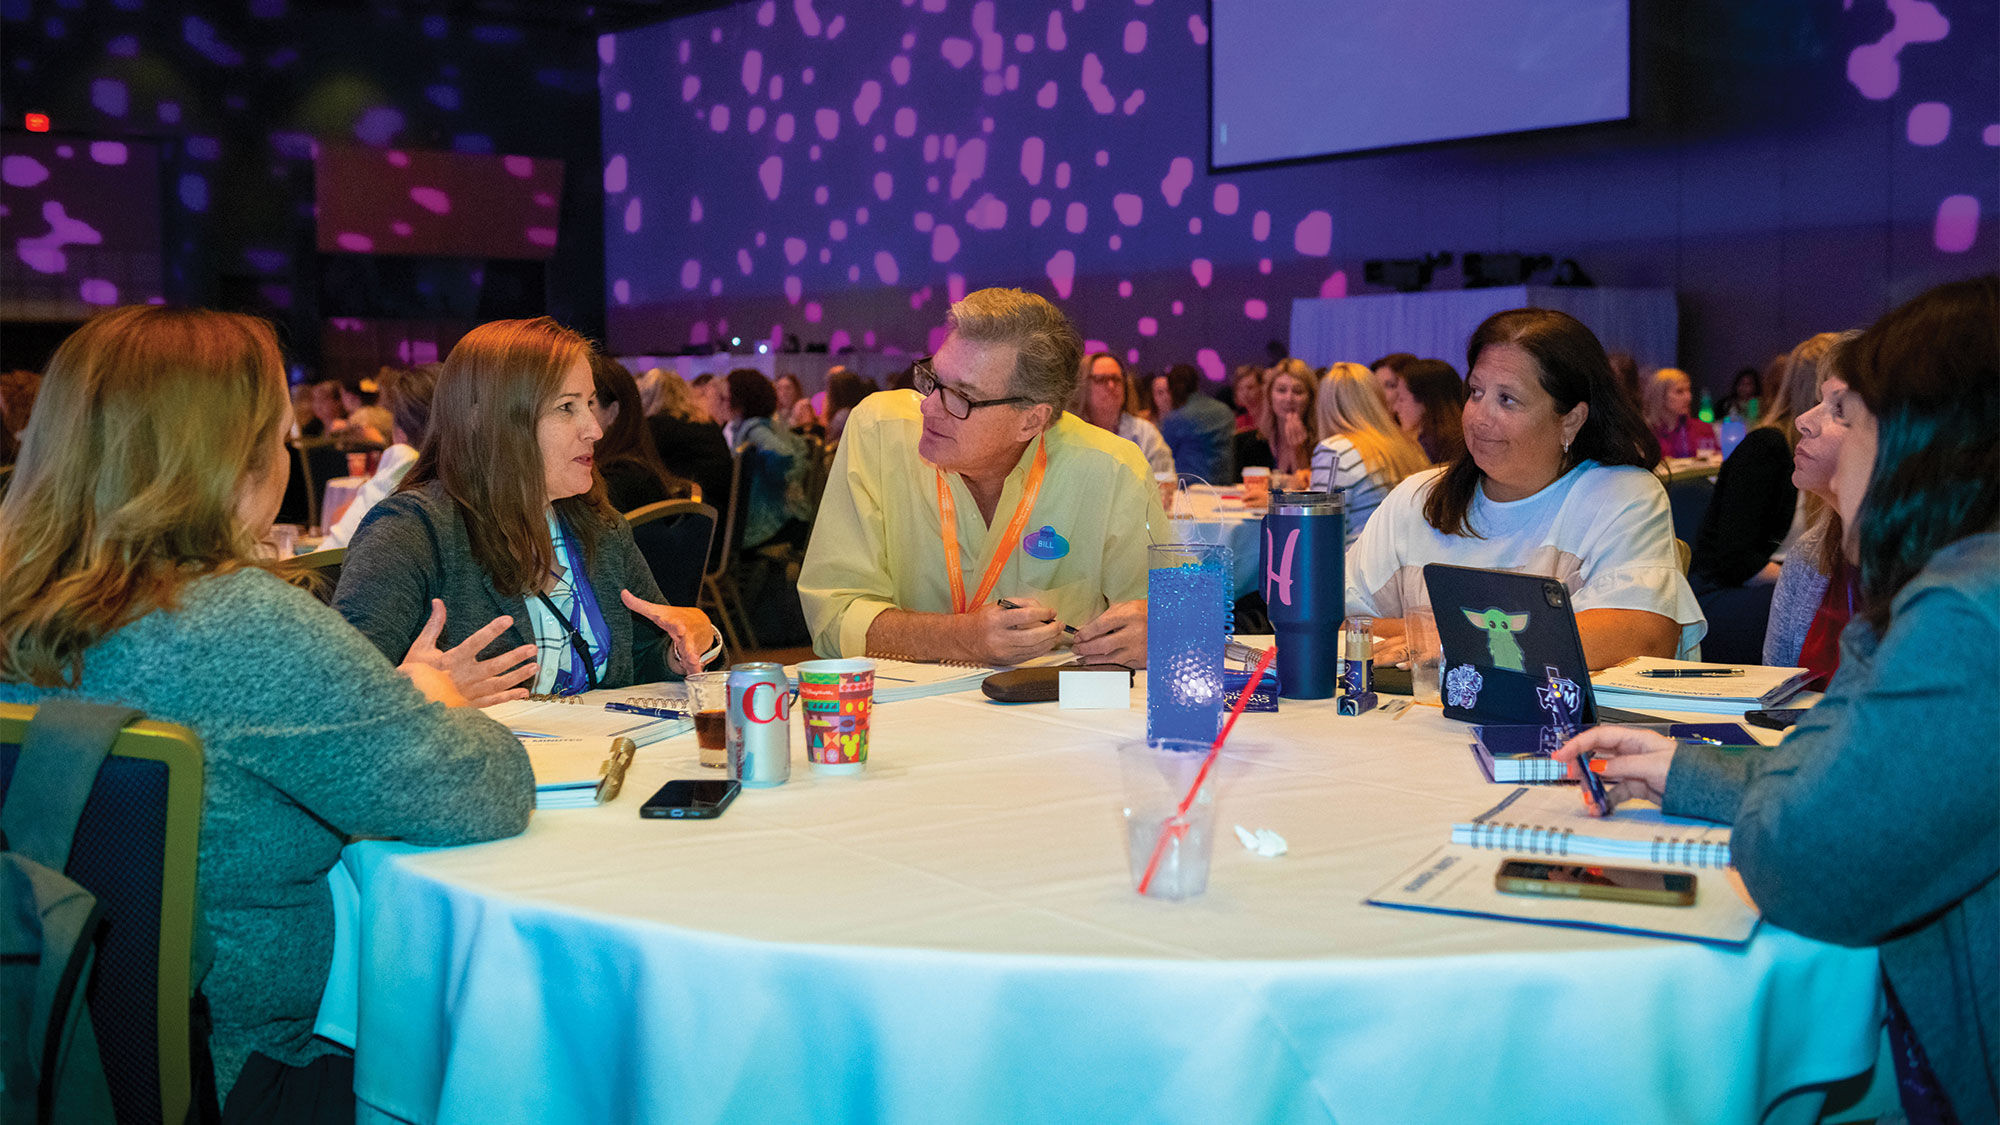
639, 779, 740, 819
1744, 708, 1808, 731
1494, 860, 1696, 907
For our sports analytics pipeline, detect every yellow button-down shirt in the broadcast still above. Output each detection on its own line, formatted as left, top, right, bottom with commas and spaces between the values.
799, 390, 1166, 657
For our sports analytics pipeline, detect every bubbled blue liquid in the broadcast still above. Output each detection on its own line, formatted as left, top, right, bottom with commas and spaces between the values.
1146, 545, 1232, 743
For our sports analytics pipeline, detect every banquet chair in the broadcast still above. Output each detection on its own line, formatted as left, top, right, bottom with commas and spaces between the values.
0, 462, 13, 498
1666, 474, 1714, 547
698, 451, 759, 654
625, 499, 717, 610
0, 702, 209, 1125
292, 547, 346, 605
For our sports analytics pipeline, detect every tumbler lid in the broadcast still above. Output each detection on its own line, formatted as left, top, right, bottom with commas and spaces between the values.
1269, 489, 1344, 516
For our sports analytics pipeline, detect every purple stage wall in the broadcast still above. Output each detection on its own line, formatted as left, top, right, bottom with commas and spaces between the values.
602, 0, 1996, 386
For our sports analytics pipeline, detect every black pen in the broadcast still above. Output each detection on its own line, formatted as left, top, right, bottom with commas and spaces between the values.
1636, 668, 1744, 678
998, 598, 1077, 636
604, 701, 688, 719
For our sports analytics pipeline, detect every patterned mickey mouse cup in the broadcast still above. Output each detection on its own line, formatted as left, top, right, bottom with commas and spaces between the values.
797, 658, 876, 775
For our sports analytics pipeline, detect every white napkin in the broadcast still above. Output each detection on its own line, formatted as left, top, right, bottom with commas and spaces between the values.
1233, 825, 1288, 858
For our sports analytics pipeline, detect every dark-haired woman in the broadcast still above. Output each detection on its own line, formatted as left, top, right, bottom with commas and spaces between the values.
589, 353, 690, 512
1347, 308, 1703, 668
723, 368, 812, 550
1556, 275, 1998, 1124
336, 318, 717, 702
1389, 358, 1468, 464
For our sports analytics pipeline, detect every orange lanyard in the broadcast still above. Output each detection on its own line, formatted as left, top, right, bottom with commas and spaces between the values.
936, 441, 1048, 614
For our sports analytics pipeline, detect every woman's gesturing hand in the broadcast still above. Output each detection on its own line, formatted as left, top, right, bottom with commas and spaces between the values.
399, 598, 539, 707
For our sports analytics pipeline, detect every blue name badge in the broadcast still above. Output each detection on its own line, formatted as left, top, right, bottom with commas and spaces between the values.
1022, 524, 1069, 560
1223, 668, 1280, 712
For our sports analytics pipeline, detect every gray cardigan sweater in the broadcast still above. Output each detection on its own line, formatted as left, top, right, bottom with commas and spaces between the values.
0, 568, 533, 1096
334, 481, 671, 687
1666, 532, 1999, 1121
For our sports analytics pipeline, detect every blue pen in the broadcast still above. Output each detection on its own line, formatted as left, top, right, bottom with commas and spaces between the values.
604, 701, 688, 719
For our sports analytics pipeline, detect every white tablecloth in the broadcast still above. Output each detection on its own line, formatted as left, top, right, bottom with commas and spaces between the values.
338, 685, 1882, 1125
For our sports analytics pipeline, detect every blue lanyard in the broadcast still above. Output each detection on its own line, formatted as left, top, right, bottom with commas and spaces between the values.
540, 518, 610, 694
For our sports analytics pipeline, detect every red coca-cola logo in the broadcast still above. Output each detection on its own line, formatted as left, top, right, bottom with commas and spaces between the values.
742, 680, 792, 723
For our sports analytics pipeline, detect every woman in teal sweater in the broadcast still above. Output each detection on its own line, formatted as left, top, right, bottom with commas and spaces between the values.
1558, 276, 1998, 1123
0, 306, 534, 1120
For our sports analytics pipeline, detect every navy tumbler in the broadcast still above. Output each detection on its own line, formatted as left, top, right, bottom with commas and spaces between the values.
1261, 490, 1345, 699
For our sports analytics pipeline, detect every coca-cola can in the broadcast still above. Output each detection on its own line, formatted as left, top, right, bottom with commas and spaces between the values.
726, 662, 793, 788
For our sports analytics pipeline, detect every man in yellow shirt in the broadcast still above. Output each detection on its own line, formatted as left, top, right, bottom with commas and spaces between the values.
799, 288, 1162, 666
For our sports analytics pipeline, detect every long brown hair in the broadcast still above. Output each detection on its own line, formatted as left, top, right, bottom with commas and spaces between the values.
402, 317, 615, 598
588, 351, 680, 503
1424, 308, 1660, 537
0, 306, 289, 686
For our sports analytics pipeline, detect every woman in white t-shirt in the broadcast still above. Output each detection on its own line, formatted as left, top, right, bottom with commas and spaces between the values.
1311, 361, 1431, 550
1347, 308, 1705, 666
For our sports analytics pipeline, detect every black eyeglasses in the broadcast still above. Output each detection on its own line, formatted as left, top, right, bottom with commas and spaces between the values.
912, 355, 1032, 420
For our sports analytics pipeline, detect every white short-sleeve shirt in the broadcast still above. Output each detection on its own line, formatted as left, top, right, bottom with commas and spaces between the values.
1345, 461, 1708, 657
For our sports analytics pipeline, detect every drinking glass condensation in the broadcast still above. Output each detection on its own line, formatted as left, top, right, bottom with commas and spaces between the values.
726, 662, 793, 787
683, 671, 732, 768
1117, 738, 1220, 901
1405, 606, 1442, 701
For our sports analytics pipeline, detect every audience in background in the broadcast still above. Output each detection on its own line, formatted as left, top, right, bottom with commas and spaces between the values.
1073, 352, 1174, 478
589, 354, 690, 512
323, 363, 439, 550
302, 378, 346, 438
1764, 332, 1868, 684
1717, 365, 1762, 421
1605, 350, 1642, 406
0, 369, 40, 464
801, 288, 1160, 667
336, 317, 715, 702
1238, 359, 1315, 484
334, 373, 393, 446
688, 373, 726, 425
0, 305, 533, 1119
723, 367, 813, 550
1230, 363, 1268, 434
1557, 275, 1999, 1125
823, 368, 874, 445
1369, 352, 1418, 405
773, 373, 805, 424
1643, 367, 1717, 458
1391, 358, 1468, 465
1348, 308, 1701, 668
634, 366, 668, 417
1155, 362, 1235, 483
1310, 361, 1430, 549
647, 372, 733, 520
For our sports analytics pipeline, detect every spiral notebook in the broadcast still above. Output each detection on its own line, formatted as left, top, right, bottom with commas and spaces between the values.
1449, 784, 1734, 869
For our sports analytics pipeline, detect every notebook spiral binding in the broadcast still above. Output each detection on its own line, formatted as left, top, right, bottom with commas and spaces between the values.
1465, 821, 1731, 869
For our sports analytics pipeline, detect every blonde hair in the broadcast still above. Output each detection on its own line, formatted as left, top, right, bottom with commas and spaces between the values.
1757, 331, 1851, 449
1641, 367, 1693, 432
0, 306, 290, 686
1315, 362, 1430, 490
654, 370, 712, 424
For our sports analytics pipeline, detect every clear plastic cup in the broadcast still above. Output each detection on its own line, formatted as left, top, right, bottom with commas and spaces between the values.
1406, 606, 1442, 702
684, 671, 732, 768
1117, 738, 1219, 901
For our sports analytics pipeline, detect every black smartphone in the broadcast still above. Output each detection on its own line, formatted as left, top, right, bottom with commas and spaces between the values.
1495, 860, 1697, 907
639, 779, 740, 819
1744, 708, 1808, 731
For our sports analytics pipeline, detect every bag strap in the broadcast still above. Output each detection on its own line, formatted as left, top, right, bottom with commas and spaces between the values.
1, 700, 144, 870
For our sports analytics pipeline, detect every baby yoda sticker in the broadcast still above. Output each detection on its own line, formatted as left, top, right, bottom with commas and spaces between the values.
1461, 607, 1530, 672
1445, 663, 1484, 710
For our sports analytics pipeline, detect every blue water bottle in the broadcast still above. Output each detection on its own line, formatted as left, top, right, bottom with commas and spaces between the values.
1261, 489, 1345, 699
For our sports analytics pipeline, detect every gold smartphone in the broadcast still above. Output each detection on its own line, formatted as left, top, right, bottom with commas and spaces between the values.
1495, 860, 1696, 907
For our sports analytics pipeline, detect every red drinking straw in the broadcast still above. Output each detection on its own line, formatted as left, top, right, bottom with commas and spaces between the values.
1136, 642, 1280, 896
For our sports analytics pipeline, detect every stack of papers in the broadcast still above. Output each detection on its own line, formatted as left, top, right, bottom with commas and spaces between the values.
1591, 657, 1809, 715
484, 693, 693, 747
522, 738, 633, 809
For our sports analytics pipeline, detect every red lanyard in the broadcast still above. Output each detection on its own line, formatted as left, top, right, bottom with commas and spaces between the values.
936, 441, 1048, 614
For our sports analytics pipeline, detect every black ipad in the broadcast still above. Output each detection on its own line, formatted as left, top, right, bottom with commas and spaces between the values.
1422, 563, 1599, 726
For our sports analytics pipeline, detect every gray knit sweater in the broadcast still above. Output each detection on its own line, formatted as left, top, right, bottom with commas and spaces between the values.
0, 568, 534, 1096
1667, 532, 1999, 1121
1762, 519, 1835, 667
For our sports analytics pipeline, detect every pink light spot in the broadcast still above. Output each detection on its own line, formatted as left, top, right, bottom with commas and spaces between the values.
933, 223, 961, 262
1189, 217, 1203, 234
895, 107, 917, 137
848, 265, 861, 281
1055, 162, 1071, 189
682, 75, 701, 102
411, 186, 451, 215
758, 1, 775, 26
748, 106, 767, 133
2, 156, 49, 188
710, 104, 732, 132
856, 206, 869, 224
759, 156, 784, 200
910, 286, 931, 310
691, 196, 704, 222
873, 135, 886, 152
1004, 65, 1020, 91
1244, 299, 1268, 320
863, 330, 877, 348
818, 248, 830, 263
1195, 349, 1224, 384
776, 114, 796, 142
942, 38, 975, 68
965, 194, 1007, 230
1030, 199, 1052, 227
854, 80, 883, 125
599, 34, 616, 65
613, 279, 630, 304
891, 55, 911, 86
337, 232, 373, 252
1105, 195, 1143, 230
80, 279, 118, 305
950, 138, 987, 199
1126, 348, 1140, 364
535, 192, 555, 208
690, 322, 710, 346
1095, 150, 1109, 167
89, 141, 129, 165
1083, 339, 1109, 355
1137, 316, 1158, 337
926, 175, 940, 193
815, 107, 840, 140
1934, 194, 1979, 252
1318, 271, 1349, 298
1191, 258, 1213, 287
1037, 81, 1059, 109
1160, 157, 1194, 206
914, 211, 935, 232
605, 155, 628, 193
1188, 12, 1208, 44
814, 185, 830, 205
738, 249, 754, 275
1907, 102, 1950, 145
1066, 201, 1088, 233
1123, 90, 1145, 115
1295, 210, 1333, 256
526, 228, 558, 248
710, 278, 723, 295
826, 12, 845, 37
784, 275, 803, 305
794, 0, 823, 36
1124, 20, 1148, 52
1015, 33, 1035, 52
1020, 136, 1045, 185
785, 237, 807, 264
874, 172, 894, 200
615, 91, 631, 112
769, 75, 784, 100
830, 329, 853, 351
1046, 249, 1076, 299
505, 155, 534, 178
1046, 10, 1067, 50
805, 301, 824, 323
1252, 211, 1271, 241
742, 49, 763, 94
681, 260, 702, 289
1171, 300, 1184, 315
1984, 124, 2000, 146
983, 73, 1004, 95
1258, 259, 1273, 275
1118, 280, 1133, 297
1847, 0, 1949, 100
1081, 54, 1116, 114
875, 251, 900, 284
1213, 183, 1239, 215
1109, 234, 1123, 250
392, 221, 413, 236
756, 232, 767, 247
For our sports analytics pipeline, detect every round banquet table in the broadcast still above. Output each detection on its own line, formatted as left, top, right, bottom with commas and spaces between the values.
341, 683, 1884, 1125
